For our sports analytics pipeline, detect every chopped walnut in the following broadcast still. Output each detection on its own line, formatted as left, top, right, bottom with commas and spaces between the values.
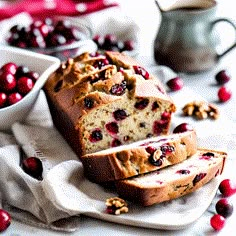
105, 197, 129, 215
182, 101, 219, 120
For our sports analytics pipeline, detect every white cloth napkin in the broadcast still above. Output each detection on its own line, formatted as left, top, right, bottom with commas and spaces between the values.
0, 64, 235, 232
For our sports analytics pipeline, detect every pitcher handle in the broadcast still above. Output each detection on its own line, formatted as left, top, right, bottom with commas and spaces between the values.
212, 18, 236, 60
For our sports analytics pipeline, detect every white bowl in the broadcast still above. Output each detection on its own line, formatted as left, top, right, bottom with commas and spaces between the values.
0, 46, 60, 131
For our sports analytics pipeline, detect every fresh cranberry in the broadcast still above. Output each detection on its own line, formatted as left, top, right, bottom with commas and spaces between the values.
215, 70, 231, 85
215, 198, 233, 218
122, 40, 135, 51
29, 34, 46, 48
30, 21, 50, 38
166, 77, 184, 91
54, 19, 71, 32
134, 99, 149, 110
7, 92, 23, 105
105, 122, 119, 134
210, 214, 226, 231
173, 123, 194, 133
0, 92, 7, 108
89, 129, 103, 142
22, 156, 43, 180
15, 65, 30, 78
0, 209, 11, 232
218, 86, 232, 102
133, 65, 149, 79
0, 71, 16, 92
1, 62, 18, 75
24, 71, 39, 82
47, 33, 66, 47
93, 34, 104, 47
219, 179, 236, 197
113, 109, 128, 121
192, 173, 206, 186
103, 34, 118, 49
17, 77, 34, 95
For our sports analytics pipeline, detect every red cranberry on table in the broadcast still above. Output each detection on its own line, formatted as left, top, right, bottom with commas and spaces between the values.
215, 70, 231, 85
217, 86, 232, 102
219, 179, 236, 197
166, 77, 184, 91
210, 214, 226, 231
22, 157, 43, 180
173, 123, 194, 133
215, 198, 233, 218
0, 209, 11, 232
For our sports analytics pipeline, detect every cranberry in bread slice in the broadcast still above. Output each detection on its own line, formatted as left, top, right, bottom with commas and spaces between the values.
81, 130, 197, 183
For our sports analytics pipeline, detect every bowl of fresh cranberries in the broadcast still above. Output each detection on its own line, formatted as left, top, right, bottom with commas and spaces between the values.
0, 46, 60, 131
5, 17, 97, 61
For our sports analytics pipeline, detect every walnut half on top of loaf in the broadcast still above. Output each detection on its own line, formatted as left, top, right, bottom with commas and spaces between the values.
44, 51, 176, 158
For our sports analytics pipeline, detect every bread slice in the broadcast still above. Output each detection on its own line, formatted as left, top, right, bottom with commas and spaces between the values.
115, 148, 226, 206
81, 130, 197, 183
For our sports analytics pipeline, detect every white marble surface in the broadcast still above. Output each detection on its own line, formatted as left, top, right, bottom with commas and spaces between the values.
4, 0, 236, 235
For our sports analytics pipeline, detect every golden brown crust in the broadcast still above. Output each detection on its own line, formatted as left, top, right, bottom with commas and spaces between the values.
105, 51, 142, 68
81, 130, 197, 182
115, 148, 227, 206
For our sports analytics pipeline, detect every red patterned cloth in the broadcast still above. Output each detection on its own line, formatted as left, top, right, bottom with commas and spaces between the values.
0, 0, 119, 20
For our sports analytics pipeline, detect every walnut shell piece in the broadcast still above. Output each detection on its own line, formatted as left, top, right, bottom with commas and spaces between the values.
182, 101, 219, 120
105, 197, 129, 215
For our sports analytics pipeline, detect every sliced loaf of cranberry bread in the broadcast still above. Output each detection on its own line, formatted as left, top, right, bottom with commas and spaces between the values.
115, 148, 227, 206
44, 51, 176, 158
81, 130, 197, 183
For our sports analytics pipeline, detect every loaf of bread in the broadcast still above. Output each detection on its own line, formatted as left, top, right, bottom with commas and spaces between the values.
115, 148, 227, 206
81, 130, 197, 182
44, 51, 176, 158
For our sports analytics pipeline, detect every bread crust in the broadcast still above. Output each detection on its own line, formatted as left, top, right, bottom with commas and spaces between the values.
81, 130, 197, 182
115, 148, 227, 206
